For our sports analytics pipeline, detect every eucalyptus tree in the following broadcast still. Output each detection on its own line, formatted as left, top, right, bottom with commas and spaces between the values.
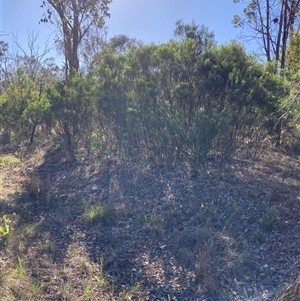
174, 20, 216, 55
277, 31, 300, 152
40, 0, 111, 160
40, 0, 111, 73
232, 0, 298, 146
233, 0, 300, 69
0, 41, 9, 94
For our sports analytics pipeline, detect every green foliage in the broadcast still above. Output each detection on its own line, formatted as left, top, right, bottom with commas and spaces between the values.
84, 204, 115, 225
291, 135, 300, 156
97, 258, 107, 290
1, 21, 289, 165
188, 110, 218, 166
46, 72, 97, 159
0, 155, 22, 167
0, 67, 53, 144
174, 20, 215, 55
254, 231, 265, 243
287, 29, 300, 72
84, 284, 92, 299
0, 215, 11, 245
89, 30, 288, 164
16, 257, 26, 278
281, 32, 300, 152
31, 283, 44, 295
261, 207, 278, 232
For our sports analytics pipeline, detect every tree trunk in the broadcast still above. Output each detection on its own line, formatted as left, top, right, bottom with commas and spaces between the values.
29, 120, 38, 145
63, 122, 76, 161
266, 0, 270, 60
273, 118, 282, 147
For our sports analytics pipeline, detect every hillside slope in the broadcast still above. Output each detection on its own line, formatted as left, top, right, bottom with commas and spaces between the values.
0, 147, 300, 301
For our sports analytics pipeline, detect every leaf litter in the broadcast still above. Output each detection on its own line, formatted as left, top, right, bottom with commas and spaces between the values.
0, 147, 300, 300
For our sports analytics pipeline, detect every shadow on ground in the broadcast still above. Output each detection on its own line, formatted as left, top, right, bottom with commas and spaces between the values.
1, 148, 300, 300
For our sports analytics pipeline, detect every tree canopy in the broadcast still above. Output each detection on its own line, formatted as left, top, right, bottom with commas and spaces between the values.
233, 0, 300, 69
40, 0, 111, 72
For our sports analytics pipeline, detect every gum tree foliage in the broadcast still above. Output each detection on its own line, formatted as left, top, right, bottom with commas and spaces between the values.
0, 41, 9, 94
174, 20, 216, 55
83, 33, 137, 71
40, 0, 111, 72
0, 71, 51, 143
0, 41, 7, 57
0, 34, 57, 144
232, 0, 297, 146
279, 30, 300, 153
233, 0, 300, 69
40, 0, 111, 160
287, 28, 300, 71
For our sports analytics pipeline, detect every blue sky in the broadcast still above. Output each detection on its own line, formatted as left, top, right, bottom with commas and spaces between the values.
0, 0, 252, 59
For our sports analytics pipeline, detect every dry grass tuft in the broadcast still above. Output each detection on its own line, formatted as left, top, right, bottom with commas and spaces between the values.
176, 247, 194, 268
173, 227, 215, 280
0, 257, 33, 300
271, 277, 300, 301
173, 227, 213, 252
195, 241, 213, 282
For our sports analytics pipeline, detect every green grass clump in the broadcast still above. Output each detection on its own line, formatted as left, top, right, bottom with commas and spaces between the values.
31, 283, 44, 295
16, 257, 26, 278
0, 155, 22, 167
0, 215, 11, 246
261, 207, 278, 232
254, 231, 265, 243
84, 204, 115, 225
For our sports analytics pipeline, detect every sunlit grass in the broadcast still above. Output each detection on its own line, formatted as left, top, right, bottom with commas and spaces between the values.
0, 155, 22, 167
84, 204, 115, 225
16, 257, 26, 278
31, 282, 44, 295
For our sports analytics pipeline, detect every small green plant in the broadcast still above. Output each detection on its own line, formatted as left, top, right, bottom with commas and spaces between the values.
16, 256, 25, 278
261, 207, 278, 232
2, 293, 16, 301
144, 211, 161, 227
84, 204, 115, 225
31, 283, 44, 295
129, 281, 140, 295
97, 258, 107, 290
84, 284, 92, 299
117, 281, 141, 300
254, 231, 265, 243
97, 275, 107, 291
0, 215, 11, 237
0, 215, 12, 247
0, 155, 21, 167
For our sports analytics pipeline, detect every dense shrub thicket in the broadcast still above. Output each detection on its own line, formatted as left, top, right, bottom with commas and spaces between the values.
0, 23, 293, 165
